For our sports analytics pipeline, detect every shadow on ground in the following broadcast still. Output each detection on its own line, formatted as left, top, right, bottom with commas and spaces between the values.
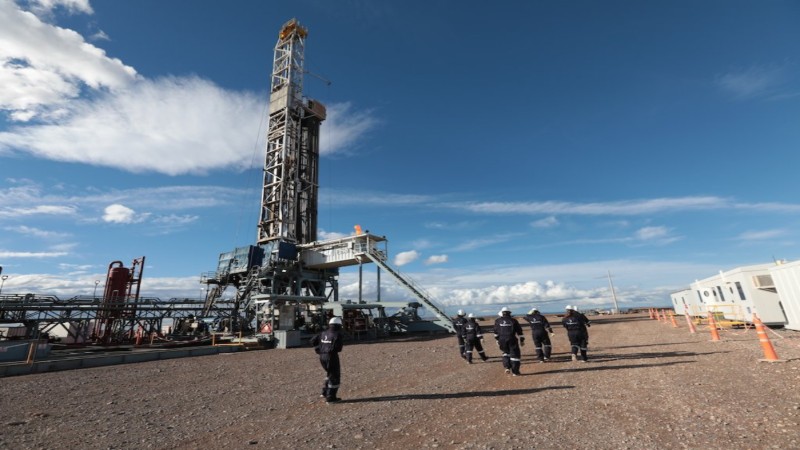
338, 385, 574, 403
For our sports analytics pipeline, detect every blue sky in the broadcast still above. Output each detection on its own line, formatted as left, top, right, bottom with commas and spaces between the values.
1, 0, 799, 315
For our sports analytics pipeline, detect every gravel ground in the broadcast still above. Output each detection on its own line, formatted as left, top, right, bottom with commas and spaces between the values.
1, 313, 800, 450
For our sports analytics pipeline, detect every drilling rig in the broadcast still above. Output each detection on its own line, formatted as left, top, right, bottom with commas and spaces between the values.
201, 19, 454, 347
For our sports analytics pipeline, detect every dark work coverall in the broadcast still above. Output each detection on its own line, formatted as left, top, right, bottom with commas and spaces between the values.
310, 324, 344, 401
523, 312, 553, 361
462, 318, 487, 363
562, 312, 590, 361
453, 315, 468, 359
493, 314, 524, 375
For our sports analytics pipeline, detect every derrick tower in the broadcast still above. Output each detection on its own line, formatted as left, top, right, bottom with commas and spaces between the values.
259, 18, 325, 248
201, 19, 454, 341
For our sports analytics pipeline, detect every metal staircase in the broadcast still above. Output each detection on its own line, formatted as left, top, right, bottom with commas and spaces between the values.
362, 250, 455, 333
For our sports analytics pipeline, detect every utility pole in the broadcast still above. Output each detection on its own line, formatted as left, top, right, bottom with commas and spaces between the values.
607, 270, 619, 314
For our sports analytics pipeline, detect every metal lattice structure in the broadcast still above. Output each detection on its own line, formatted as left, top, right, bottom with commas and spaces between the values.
258, 18, 325, 246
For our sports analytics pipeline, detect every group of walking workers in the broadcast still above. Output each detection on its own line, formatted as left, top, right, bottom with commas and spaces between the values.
454, 304, 592, 375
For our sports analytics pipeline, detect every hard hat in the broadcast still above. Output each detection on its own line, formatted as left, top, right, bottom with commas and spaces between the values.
467, 313, 475, 318
528, 306, 539, 314
457, 309, 465, 316
329, 317, 343, 326
565, 305, 573, 311
500, 306, 511, 315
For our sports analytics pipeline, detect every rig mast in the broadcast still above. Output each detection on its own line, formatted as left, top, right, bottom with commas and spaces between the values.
259, 18, 325, 247
199, 19, 454, 343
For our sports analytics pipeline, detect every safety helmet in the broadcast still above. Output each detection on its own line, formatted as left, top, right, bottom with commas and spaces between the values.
467, 313, 475, 319
457, 309, 465, 316
329, 317, 343, 326
565, 305, 574, 311
528, 307, 539, 314
500, 306, 511, 315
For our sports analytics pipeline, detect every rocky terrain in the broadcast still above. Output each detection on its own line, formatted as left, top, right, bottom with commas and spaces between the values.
2, 313, 799, 449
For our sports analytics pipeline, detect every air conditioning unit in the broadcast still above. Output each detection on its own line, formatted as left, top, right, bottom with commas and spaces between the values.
752, 274, 775, 289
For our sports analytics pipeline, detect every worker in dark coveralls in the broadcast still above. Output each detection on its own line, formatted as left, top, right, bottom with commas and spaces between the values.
562, 305, 591, 362
493, 307, 524, 376
573, 306, 592, 347
462, 313, 488, 363
453, 309, 468, 359
523, 306, 554, 363
310, 316, 344, 403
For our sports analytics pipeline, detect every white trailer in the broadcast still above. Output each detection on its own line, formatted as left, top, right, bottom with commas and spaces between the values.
690, 263, 786, 326
769, 260, 800, 331
670, 288, 702, 316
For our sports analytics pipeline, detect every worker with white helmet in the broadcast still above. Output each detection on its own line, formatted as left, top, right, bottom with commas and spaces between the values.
562, 305, 591, 362
493, 307, 525, 376
310, 316, 345, 402
462, 313, 488, 363
453, 309, 468, 360
523, 306, 554, 362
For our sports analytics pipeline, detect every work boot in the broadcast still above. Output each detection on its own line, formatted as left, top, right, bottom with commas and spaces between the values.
571, 354, 578, 362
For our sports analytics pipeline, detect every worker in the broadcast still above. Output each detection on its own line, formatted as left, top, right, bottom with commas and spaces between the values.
310, 316, 345, 403
462, 313, 488, 363
523, 306, 554, 362
453, 309, 468, 360
562, 305, 590, 362
493, 307, 524, 376
573, 305, 592, 346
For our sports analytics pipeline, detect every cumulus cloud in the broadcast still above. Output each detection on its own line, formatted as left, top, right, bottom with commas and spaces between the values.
0, 1, 379, 174
0, 0, 137, 121
102, 203, 146, 224
425, 254, 447, 265
394, 250, 419, 266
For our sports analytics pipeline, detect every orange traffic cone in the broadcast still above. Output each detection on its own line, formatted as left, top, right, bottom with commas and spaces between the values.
707, 313, 721, 342
670, 311, 679, 328
649, 308, 655, 320
683, 307, 696, 334
661, 309, 668, 323
753, 314, 785, 363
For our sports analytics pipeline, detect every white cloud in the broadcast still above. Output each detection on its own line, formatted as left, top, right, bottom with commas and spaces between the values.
0, 1, 378, 174
446, 196, 800, 216
318, 229, 349, 241
635, 226, 669, 241
0, 0, 137, 121
451, 233, 520, 252
394, 250, 419, 266
89, 29, 109, 42
0, 250, 68, 258
425, 254, 447, 265
737, 229, 786, 241
717, 64, 787, 99
102, 203, 145, 224
319, 102, 379, 155
4, 224, 69, 238
26, 0, 94, 16
0, 204, 77, 218
0, 78, 380, 175
532, 216, 559, 228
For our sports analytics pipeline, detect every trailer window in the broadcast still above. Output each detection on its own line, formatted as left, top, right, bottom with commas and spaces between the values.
735, 282, 746, 300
